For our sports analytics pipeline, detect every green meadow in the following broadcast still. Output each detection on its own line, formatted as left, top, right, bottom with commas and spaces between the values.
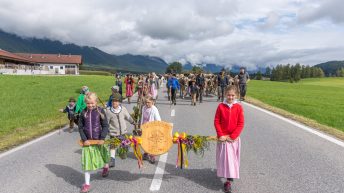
247, 78, 344, 132
0, 75, 127, 151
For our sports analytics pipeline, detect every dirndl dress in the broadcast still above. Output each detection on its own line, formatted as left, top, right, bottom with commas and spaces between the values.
81, 144, 110, 171
150, 83, 158, 99
216, 138, 241, 178
126, 84, 133, 97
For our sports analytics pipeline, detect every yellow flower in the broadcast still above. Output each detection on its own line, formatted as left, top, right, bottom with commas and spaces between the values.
180, 132, 187, 139
174, 132, 179, 138
137, 137, 142, 144
173, 137, 178, 143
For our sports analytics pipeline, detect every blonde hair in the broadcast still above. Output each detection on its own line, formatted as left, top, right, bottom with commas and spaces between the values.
84, 92, 98, 103
144, 95, 155, 103
225, 85, 238, 97
84, 92, 105, 119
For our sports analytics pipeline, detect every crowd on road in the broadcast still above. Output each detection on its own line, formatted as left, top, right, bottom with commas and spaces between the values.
61, 68, 249, 193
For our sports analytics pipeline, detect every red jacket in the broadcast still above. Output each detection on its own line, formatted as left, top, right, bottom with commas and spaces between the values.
214, 102, 244, 140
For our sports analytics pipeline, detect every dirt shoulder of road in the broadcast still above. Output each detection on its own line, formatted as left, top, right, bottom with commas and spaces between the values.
245, 96, 344, 142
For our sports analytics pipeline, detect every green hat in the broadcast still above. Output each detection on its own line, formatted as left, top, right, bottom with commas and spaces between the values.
112, 93, 122, 102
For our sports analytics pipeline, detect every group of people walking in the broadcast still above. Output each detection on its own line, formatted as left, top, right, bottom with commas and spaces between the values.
61, 68, 249, 193
165, 67, 250, 106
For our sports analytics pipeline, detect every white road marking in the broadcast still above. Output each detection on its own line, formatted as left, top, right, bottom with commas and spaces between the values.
171, 109, 175, 117
149, 153, 168, 191
0, 126, 66, 159
149, 123, 172, 191
244, 102, 344, 148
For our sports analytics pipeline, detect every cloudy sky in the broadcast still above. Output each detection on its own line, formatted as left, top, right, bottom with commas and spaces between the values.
1, 0, 344, 69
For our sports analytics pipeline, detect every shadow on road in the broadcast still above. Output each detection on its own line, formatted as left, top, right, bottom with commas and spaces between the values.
74, 149, 82, 155
164, 162, 222, 191
46, 164, 84, 188
46, 161, 221, 191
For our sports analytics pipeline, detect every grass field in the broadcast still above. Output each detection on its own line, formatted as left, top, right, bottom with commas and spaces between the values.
0, 75, 130, 151
247, 78, 344, 132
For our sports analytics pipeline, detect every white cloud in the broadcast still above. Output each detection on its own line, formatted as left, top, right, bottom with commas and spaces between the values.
297, 0, 344, 24
0, 0, 343, 69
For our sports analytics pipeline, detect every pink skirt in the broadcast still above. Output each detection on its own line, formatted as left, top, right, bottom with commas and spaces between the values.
216, 138, 241, 179
150, 84, 158, 99
126, 85, 133, 97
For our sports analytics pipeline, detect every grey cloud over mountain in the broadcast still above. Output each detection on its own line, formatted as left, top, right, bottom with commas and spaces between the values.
0, 0, 343, 70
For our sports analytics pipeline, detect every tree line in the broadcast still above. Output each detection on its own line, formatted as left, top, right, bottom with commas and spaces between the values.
166, 62, 204, 74
268, 64, 324, 82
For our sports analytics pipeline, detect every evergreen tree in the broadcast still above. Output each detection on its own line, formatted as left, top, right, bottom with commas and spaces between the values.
191, 66, 203, 74
265, 67, 271, 78
166, 62, 182, 73
293, 63, 302, 82
256, 71, 262, 80
336, 68, 344, 77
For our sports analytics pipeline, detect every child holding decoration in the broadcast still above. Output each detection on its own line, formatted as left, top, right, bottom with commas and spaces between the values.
78, 92, 110, 193
140, 95, 161, 164
105, 93, 136, 168
214, 86, 244, 193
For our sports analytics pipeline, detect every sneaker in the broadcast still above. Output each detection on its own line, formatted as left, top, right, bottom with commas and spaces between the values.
109, 158, 115, 168
224, 181, 232, 193
143, 153, 149, 160
80, 184, 90, 193
102, 167, 109, 177
149, 155, 156, 164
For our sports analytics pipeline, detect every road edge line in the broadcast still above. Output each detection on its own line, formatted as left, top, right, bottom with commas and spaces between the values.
0, 126, 67, 159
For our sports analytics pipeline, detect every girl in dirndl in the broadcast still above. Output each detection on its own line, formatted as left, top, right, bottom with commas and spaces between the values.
149, 73, 158, 100
140, 95, 161, 164
79, 92, 110, 193
214, 86, 244, 193
125, 74, 134, 104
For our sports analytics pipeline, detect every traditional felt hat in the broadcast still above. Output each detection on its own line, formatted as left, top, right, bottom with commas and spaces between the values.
69, 97, 76, 102
112, 93, 122, 102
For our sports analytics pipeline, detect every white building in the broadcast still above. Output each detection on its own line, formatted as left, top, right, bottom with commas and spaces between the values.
16, 53, 82, 75
0, 49, 82, 75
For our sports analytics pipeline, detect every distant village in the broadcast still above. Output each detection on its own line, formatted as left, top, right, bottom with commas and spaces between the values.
0, 49, 82, 75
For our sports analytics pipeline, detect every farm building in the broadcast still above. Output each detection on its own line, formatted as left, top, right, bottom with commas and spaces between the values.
0, 49, 82, 75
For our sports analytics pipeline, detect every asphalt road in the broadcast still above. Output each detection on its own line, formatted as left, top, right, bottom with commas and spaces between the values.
0, 86, 343, 193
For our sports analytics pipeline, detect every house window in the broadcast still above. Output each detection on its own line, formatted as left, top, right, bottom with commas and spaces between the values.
60, 66, 64, 69
50, 66, 53, 69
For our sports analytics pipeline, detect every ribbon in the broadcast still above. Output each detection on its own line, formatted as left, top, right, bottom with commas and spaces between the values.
174, 132, 188, 169
130, 136, 143, 168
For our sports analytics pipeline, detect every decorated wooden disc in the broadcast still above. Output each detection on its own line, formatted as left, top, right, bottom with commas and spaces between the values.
140, 121, 173, 155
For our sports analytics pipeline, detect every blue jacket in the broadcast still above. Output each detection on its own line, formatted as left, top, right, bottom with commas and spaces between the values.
167, 77, 180, 90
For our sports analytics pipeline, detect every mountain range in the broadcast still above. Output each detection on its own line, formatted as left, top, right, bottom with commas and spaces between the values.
0, 30, 168, 73
1, 30, 343, 75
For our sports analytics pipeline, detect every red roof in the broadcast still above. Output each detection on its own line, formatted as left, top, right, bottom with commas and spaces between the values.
0, 49, 32, 63
15, 53, 82, 64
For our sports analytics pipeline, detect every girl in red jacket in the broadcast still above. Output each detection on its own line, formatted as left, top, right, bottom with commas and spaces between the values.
214, 86, 244, 193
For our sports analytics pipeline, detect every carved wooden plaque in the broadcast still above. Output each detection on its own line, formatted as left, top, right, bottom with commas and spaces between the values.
140, 121, 173, 155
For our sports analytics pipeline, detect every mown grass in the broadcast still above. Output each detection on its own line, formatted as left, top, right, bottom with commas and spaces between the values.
247, 78, 344, 132
0, 75, 129, 151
